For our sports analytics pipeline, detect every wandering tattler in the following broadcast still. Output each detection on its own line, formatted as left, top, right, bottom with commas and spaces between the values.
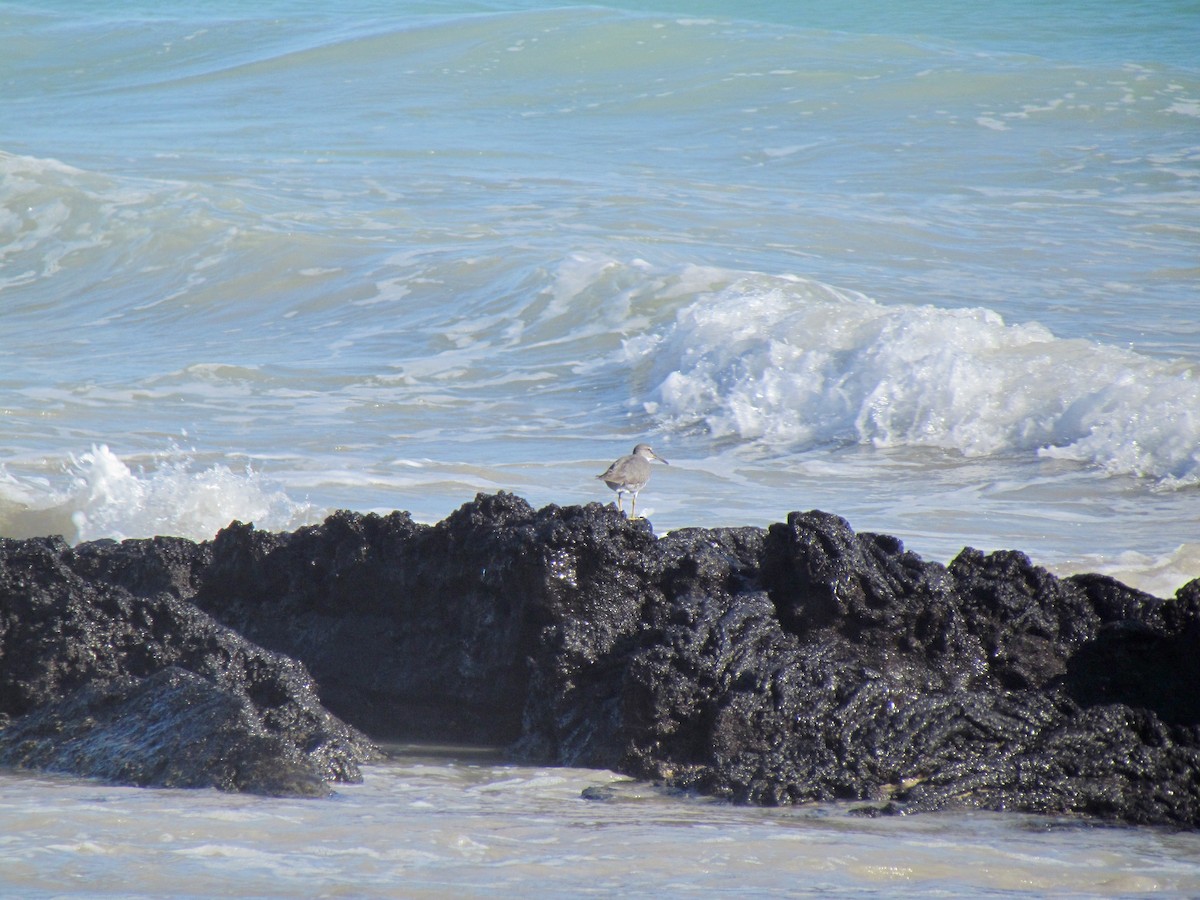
597, 443, 669, 518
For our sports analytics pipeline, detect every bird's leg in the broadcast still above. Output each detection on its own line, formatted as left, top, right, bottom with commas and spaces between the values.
630, 494, 638, 519
616, 493, 624, 513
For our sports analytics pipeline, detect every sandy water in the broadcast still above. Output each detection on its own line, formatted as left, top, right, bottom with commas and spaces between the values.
3, 749, 1200, 898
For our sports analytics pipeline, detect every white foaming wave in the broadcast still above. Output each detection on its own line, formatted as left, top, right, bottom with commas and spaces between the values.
625, 268, 1200, 483
0, 445, 315, 544
1046, 544, 1200, 600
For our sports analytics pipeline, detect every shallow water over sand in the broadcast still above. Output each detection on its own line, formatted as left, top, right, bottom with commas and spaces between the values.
3, 749, 1199, 898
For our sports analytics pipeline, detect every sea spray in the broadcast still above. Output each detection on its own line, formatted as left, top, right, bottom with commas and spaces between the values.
0, 445, 312, 544
626, 267, 1200, 484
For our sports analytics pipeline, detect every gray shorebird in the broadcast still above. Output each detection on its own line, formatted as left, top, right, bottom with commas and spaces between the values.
597, 443, 669, 518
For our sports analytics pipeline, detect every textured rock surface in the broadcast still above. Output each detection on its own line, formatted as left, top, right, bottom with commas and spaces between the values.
2, 494, 1198, 826
0, 667, 334, 796
0, 535, 379, 795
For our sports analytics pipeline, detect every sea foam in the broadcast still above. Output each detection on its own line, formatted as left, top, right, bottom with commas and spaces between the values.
0, 445, 312, 544
625, 267, 1200, 484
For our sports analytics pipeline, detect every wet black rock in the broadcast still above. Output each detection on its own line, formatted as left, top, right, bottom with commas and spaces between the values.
0, 535, 379, 795
0, 667, 334, 796
2, 494, 1198, 828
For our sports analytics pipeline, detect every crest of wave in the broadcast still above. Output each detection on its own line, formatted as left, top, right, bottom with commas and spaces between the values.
0, 445, 313, 544
625, 269, 1200, 484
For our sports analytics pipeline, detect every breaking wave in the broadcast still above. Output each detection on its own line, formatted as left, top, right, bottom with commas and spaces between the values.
0, 445, 313, 544
625, 268, 1200, 484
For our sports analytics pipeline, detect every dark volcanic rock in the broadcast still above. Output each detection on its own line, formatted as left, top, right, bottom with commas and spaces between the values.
188, 496, 663, 747
3, 494, 1198, 827
0, 667, 332, 796
0, 535, 378, 795
180, 498, 1200, 826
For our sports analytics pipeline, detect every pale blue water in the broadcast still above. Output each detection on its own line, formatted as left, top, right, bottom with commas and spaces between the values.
2, 2, 1200, 891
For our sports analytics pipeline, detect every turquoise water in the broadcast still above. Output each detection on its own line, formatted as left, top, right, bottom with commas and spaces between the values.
3, 1, 1199, 577
4, 1, 1199, 588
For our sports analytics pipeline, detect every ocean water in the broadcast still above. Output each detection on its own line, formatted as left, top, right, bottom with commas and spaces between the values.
3, 750, 1200, 899
3, 1, 1200, 893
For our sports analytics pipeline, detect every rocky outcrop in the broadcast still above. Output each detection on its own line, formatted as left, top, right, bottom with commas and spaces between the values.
0, 535, 379, 796
2, 494, 1198, 827
0, 667, 337, 796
